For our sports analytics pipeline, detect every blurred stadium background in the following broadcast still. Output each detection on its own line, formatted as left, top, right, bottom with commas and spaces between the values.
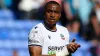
0, 0, 100, 56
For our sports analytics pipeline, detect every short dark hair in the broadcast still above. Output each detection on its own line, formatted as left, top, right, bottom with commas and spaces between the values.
45, 1, 60, 10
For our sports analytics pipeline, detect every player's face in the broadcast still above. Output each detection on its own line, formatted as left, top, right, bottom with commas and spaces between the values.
45, 4, 61, 25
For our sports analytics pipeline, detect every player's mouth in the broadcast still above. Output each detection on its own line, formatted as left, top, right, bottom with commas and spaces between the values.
50, 18, 56, 21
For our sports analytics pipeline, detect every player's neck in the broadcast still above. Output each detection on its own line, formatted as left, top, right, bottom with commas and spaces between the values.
44, 21, 57, 32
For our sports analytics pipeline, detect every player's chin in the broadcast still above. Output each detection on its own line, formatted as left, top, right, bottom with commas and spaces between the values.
50, 22, 56, 26
50, 21, 57, 24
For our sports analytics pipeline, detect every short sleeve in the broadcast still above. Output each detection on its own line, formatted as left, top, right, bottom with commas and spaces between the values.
28, 27, 43, 47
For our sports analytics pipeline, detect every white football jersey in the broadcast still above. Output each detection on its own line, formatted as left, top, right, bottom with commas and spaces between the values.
28, 23, 69, 55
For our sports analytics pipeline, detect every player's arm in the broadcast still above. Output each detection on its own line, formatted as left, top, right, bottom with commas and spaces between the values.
29, 46, 42, 56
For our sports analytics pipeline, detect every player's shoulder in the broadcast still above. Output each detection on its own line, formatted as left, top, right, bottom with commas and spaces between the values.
56, 24, 68, 31
57, 24, 69, 37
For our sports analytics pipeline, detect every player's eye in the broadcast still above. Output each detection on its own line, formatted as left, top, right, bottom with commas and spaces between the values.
55, 11, 60, 14
47, 10, 52, 13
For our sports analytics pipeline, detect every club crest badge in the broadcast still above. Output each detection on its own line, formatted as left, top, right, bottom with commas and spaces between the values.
60, 34, 65, 40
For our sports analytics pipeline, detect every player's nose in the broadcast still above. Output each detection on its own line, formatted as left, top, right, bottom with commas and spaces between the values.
50, 12, 55, 18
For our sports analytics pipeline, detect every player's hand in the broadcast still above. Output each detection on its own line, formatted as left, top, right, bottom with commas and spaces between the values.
67, 38, 80, 53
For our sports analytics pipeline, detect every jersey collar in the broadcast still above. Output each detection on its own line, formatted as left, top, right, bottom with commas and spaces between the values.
42, 23, 57, 32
